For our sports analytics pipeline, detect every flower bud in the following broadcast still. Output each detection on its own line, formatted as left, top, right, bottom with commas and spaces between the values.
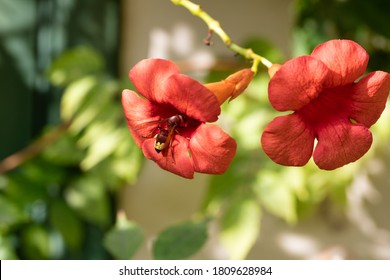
204, 68, 254, 105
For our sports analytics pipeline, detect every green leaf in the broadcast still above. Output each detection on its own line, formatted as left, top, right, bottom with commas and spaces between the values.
153, 220, 208, 260
76, 104, 120, 149
255, 170, 298, 223
42, 131, 85, 165
5, 176, 46, 208
103, 212, 144, 260
68, 79, 118, 134
50, 200, 84, 250
201, 169, 242, 216
64, 176, 111, 227
89, 130, 144, 188
80, 128, 123, 170
0, 236, 18, 259
0, 195, 25, 231
60, 76, 98, 121
47, 47, 104, 86
220, 196, 261, 260
202, 150, 264, 217
0, 0, 35, 33
21, 224, 51, 259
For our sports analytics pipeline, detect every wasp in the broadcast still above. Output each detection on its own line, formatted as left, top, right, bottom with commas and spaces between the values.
136, 114, 186, 154
154, 114, 186, 153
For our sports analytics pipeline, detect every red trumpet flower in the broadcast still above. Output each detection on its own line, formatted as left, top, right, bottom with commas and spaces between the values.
261, 39, 390, 169
122, 58, 242, 178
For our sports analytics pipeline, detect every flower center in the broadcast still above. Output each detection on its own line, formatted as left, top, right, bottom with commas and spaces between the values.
298, 87, 349, 131
150, 113, 202, 153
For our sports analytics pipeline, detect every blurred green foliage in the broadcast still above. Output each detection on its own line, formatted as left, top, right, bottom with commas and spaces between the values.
0, 0, 389, 260
103, 212, 144, 260
294, 0, 390, 71
0, 47, 143, 259
152, 219, 209, 260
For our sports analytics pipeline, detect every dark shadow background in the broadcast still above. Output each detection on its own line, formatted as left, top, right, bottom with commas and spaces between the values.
0, 0, 119, 159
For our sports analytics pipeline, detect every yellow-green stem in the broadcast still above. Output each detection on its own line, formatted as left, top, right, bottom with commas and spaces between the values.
171, 0, 273, 73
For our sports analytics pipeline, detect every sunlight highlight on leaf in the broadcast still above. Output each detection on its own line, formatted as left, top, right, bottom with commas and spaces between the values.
47, 47, 104, 86
255, 170, 298, 224
61, 76, 98, 121
220, 197, 261, 260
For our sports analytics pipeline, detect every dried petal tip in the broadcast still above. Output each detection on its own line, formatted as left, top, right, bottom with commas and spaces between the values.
268, 64, 282, 79
205, 69, 254, 105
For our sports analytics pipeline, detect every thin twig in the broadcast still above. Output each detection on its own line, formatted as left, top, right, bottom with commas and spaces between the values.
170, 0, 273, 73
0, 122, 70, 174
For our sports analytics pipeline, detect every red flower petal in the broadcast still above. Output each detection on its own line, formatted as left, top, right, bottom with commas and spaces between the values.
261, 113, 315, 166
142, 136, 195, 179
311, 40, 369, 87
189, 124, 237, 174
122, 89, 161, 147
165, 73, 221, 122
129, 58, 180, 103
348, 71, 390, 127
268, 56, 329, 111
129, 58, 220, 123
313, 119, 372, 170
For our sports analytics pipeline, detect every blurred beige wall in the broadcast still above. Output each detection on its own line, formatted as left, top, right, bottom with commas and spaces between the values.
119, 0, 390, 259
119, 0, 294, 74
